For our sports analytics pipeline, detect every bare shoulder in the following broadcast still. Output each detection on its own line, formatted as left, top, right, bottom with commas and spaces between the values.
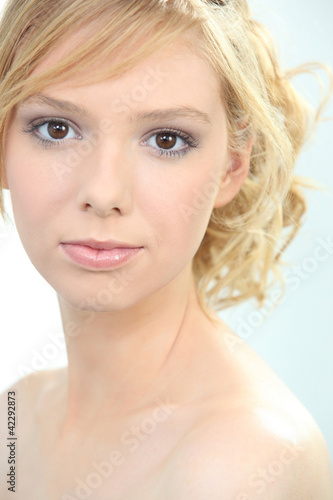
0, 368, 63, 404
0, 371, 43, 433
160, 322, 333, 499
0, 368, 65, 431
0, 372, 44, 483
163, 402, 333, 499
0, 369, 64, 496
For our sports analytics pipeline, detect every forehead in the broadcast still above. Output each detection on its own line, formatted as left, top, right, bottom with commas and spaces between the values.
24, 29, 224, 121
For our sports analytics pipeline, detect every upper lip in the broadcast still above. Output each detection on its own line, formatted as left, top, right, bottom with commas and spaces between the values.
61, 239, 142, 250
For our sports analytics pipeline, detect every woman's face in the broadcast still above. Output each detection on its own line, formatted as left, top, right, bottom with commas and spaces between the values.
3, 32, 245, 312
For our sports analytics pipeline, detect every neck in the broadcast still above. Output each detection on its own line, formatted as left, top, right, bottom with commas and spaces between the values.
56, 264, 209, 433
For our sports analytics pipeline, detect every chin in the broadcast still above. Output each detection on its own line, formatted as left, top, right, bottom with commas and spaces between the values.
56, 285, 149, 315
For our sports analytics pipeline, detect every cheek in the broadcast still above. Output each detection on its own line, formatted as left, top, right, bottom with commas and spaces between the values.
7, 158, 48, 228
4, 138, 67, 251
143, 162, 223, 259
178, 173, 219, 249
6, 128, 69, 206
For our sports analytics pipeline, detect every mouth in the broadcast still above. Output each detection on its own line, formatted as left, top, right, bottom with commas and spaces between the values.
59, 239, 144, 270
61, 238, 143, 251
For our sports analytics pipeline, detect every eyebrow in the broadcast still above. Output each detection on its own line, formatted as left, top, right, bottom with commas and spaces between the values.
130, 107, 212, 125
18, 94, 89, 117
18, 94, 212, 125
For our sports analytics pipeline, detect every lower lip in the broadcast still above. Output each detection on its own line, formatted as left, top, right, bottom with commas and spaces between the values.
60, 243, 144, 270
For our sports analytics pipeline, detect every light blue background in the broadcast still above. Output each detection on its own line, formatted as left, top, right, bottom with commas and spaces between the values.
0, 0, 332, 463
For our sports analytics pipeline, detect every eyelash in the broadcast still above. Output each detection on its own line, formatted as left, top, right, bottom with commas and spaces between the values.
21, 118, 200, 160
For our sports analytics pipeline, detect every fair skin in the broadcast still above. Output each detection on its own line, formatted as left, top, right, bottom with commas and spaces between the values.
1, 31, 332, 499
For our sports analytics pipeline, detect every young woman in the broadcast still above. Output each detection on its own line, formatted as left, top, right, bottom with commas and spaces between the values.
0, 0, 332, 498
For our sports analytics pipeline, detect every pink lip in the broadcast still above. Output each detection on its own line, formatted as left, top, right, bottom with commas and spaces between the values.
62, 238, 141, 250
60, 240, 144, 269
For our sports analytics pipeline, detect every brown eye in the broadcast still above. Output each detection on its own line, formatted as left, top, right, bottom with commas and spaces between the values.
48, 122, 69, 140
155, 133, 177, 150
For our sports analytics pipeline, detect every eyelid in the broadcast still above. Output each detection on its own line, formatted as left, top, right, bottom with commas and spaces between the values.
21, 117, 82, 146
141, 127, 199, 146
34, 117, 81, 137
28, 116, 80, 131
140, 127, 200, 160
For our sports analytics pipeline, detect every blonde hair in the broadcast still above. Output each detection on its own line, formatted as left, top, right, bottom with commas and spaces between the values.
0, 0, 331, 322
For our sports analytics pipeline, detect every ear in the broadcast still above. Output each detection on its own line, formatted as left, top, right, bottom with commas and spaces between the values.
213, 138, 253, 208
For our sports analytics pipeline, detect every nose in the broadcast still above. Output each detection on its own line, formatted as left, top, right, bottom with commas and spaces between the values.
76, 143, 134, 217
